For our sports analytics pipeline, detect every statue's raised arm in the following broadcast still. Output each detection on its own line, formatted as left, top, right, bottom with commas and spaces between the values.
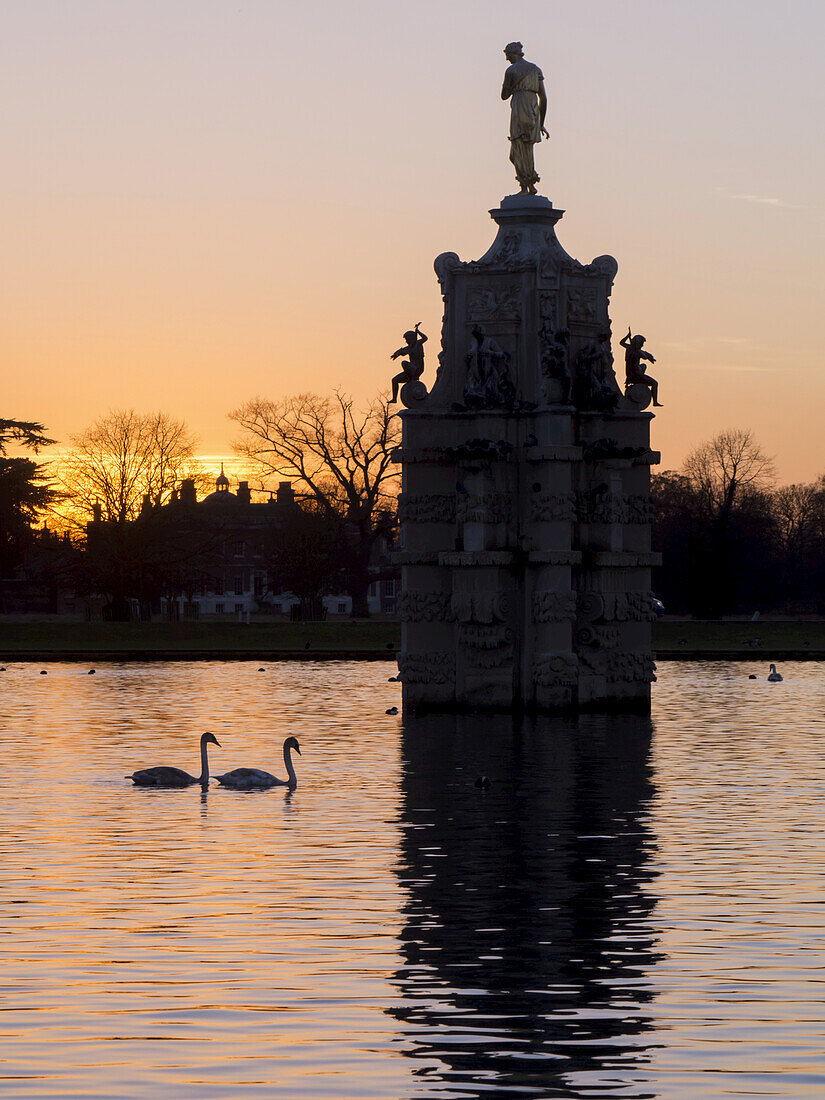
501, 42, 548, 195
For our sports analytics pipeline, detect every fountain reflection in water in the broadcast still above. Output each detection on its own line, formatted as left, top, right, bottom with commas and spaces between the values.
392, 712, 661, 1097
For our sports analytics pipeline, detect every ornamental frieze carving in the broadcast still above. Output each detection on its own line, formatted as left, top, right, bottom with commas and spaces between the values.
577, 488, 621, 524
607, 591, 658, 622
578, 651, 657, 682
533, 653, 579, 687
459, 623, 514, 668
467, 284, 522, 320
529, 491, 576, 523
396, 590, 453, 623
458, 623, 513, 649
450, 590, 509, 624
532, 590, 577, 622
457, 491, 512, 525
576, 625, 622, 649
623, 495, 656, 524
576, 590, 658, 623
397, 493, 456, 524
397, 652, 456, 685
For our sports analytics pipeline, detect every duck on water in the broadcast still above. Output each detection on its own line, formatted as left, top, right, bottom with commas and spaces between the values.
215, 736, 301, 790
126, 732, 221, 788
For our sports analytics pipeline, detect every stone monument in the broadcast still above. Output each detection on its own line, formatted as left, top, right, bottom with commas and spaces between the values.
394, 46, 660, 711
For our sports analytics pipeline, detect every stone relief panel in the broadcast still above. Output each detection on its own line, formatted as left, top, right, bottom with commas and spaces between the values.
488, 230, 524, 270
567, 286, 597, 322
529, 491, 576, 523
539, 291, 557, 328
396, 590, 453, 623
467, 285, 522, 321
532, 590, 577, 622
397, 493, 456, 524
398, 652, 456, 685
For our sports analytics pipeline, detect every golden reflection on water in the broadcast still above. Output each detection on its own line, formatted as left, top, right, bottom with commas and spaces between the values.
0, 660, 823, 1097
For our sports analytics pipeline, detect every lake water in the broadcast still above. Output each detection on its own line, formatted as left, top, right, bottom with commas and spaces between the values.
0, 660, 823, 1098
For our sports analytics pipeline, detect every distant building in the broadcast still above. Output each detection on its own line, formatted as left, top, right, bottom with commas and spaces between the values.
84, 468, 397, 619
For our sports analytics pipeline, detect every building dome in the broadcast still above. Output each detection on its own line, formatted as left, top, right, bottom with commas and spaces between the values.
203, 463, 238, 505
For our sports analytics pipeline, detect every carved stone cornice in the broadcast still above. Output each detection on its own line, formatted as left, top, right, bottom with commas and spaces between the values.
527, 550, 582, 565
525, 446, 582, 463
586, 552, 662, 568
439, 551, 516, 566
391, 551, 441, 565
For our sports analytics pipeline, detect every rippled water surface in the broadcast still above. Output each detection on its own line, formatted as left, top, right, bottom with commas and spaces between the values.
0, 660, 823, 1098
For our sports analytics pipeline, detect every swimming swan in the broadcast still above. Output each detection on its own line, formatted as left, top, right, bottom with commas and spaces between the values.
214, 736, 301, 790
767, 663, 783, 682
126, 731, 221, 787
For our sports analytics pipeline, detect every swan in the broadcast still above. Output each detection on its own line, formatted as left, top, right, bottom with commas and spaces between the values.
767, 663, 783, 682
126, 731, 221, 788
214, 735, 301, 790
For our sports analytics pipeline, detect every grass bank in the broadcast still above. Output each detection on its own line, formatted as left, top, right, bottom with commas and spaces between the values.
0, 620, 401, 661
2, 618, 824, 661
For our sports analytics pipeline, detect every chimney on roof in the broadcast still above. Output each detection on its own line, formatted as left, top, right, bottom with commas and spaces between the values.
238, 480, 251, 505
180, 478, 197, 505
276, 481, 294, 505
92, 500, 102, 523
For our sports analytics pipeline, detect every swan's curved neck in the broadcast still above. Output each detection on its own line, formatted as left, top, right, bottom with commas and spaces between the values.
198, 737, 211, 785
284, 742, 297, 786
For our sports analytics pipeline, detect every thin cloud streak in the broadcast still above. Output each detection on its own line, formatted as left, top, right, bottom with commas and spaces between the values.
725, 191, 804, 210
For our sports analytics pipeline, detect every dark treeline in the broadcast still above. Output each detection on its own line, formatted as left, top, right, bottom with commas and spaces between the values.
652, 429, 825, 617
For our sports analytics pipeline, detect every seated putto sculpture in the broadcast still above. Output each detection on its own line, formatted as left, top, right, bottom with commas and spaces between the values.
621, 327, 662, 407
389, 323, 427, 404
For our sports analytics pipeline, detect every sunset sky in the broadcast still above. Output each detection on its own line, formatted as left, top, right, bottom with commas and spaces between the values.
3, 0, 824, 482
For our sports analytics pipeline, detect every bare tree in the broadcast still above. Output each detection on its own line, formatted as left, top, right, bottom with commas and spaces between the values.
56, 409, 207, 530
230, 391, 401, 616
682, 428, 776, 520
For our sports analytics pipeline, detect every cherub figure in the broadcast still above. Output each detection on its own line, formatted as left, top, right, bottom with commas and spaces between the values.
620, 327, 662, 406
389, 323, 427, 403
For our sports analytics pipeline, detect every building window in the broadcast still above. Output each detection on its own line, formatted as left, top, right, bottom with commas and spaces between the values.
213, 578, 224, 596
338, 602, 347, 614
234, 540, 245, 556
234, 576, 244, 596
384, 578, 396, 597
215, 603, 224, 614
234, 603, 243, 614
254, 574, 264, 597
274, 602, 282, 613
